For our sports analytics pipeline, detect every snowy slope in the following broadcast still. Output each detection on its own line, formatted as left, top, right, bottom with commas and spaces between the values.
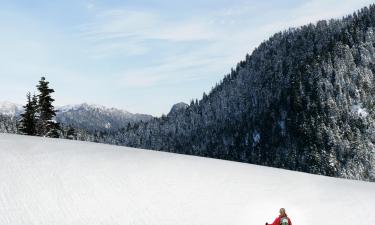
0, 133, 374, 225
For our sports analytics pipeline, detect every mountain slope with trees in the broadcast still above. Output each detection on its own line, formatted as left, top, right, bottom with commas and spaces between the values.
0, 102, 153, 138
56, 103, 153, 132
95, 5, 375, 181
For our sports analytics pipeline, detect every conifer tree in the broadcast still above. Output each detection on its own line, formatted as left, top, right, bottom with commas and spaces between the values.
18, 92, 37, 135
36, 76, 60, 138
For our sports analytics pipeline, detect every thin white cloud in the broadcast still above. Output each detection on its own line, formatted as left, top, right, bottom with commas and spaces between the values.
89, 39, 149, 59
81, 9, 214, 42
117, 52, 226, 88
91, 0, 375, 89
77, 8, 216, 59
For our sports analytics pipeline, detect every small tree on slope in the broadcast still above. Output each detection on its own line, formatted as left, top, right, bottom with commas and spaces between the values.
19, 92, 38, 135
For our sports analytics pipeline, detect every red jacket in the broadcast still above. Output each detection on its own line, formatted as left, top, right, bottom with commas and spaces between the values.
268, 214, 292, 225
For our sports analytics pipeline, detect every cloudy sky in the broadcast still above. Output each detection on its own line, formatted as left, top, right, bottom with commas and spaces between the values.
0, 0, 373, 116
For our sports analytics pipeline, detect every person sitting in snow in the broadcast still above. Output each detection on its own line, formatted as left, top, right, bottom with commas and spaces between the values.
266, 208, 292, 225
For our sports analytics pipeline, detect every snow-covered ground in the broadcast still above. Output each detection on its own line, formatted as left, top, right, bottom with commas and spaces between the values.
0, 133, 374, 225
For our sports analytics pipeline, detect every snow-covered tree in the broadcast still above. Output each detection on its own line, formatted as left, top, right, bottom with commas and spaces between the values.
36, 77, 60, 138
18, 92, 37, 135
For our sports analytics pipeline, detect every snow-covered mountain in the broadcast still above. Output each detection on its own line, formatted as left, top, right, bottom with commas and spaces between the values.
0, 101, 153, 132
55, 103, 153, 132
0, 133, 374, 225
0, 101, 23, 116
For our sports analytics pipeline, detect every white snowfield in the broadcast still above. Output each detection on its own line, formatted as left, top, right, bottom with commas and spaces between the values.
0, 133, 374, 225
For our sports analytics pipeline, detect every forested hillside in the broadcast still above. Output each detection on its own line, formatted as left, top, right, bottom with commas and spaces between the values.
93, 5, 375, 181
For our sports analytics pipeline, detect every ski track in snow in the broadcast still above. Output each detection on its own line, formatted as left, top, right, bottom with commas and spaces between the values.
0, 133, 374, 225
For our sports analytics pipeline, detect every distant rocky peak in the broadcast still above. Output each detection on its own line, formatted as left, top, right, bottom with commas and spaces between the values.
168, 102, 188, 116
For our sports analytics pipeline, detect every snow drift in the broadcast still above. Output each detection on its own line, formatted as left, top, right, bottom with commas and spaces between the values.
0, 133, 374, 225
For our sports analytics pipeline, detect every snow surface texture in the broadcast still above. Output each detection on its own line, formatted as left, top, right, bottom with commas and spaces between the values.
0, 133, 374, 225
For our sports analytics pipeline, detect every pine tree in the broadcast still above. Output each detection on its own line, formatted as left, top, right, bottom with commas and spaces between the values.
36, 76, 60, 138
18, 92, 37, 135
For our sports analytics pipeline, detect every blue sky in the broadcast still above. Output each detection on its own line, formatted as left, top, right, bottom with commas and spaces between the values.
0, 0, 373, 116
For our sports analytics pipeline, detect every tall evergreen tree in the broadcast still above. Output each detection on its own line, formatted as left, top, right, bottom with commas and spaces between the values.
18, 92, 37, 135
36, 76, 60, 138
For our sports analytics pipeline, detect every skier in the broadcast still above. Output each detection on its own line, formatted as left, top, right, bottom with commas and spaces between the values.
266, 208, 292, 225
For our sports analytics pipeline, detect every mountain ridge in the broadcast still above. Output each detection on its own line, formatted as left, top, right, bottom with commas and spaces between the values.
0, 102, 154, 132
55, 103, 153, 132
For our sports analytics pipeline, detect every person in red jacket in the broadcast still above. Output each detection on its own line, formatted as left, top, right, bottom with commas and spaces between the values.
266, 208, 292, 225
